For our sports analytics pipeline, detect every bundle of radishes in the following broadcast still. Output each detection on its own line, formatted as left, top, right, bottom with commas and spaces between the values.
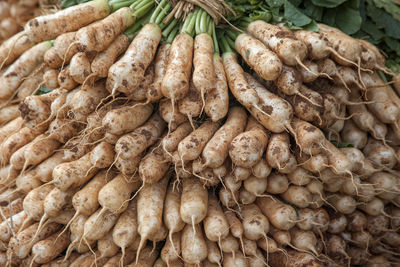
0, 0, 46, 44
0, 0, 399, 266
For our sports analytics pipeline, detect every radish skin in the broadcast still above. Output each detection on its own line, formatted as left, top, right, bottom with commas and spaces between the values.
161, 33, 193, 101
181, 223, 208, 265
235, 33, 282, 81
136, 174, 170, 261
107, 23, 161, 96
203, 106, 247, 168
25, 0, 110, 42
180, 177, 208, 225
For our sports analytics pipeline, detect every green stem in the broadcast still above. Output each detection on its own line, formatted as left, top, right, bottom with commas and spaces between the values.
182, 9, 198, 36
133, 0, 154, 19
226, 29, 239, 41
200, 10, 208, 34
149, 0, 166, 23
167, 25, 179, 43
131, 0, 152, 10
212, 22, 219, 55
206, 16, 212, 36
195, 9, 202, 35
226, 36, 235, 52
162, 18, 178, 38
238, 17, 252, 31
155, 3, 171, 25
110, 0, 135, 11
124, 11, 151, 36
219, 34, 233, 54
180, 11, 192, 34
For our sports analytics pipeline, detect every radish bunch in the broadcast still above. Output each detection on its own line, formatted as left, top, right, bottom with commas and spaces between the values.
0, 0, 398, 266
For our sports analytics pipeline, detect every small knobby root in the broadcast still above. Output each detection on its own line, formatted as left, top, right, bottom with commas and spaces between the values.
17, 216, 32, 235
117, 182, 143, 213
256, 194, 276, 201
376, 66, 395, 76
119, 247, 126, 267
254, 105, 275, 121
57, 211, 80, 244
62, 42, 78, 70
336, 73, 351, 92
318, 71, 333, 80
28, 63, 47, 82
317, 115, 323, 127
0, 207, 14, 238
191, 215, 196, 239
135, 236, 147, 264
82, 72, 98, 88
63, 241, 77, 262
327, 48, 358, 69
295, 57, 319, 78
217, 175, 226, 190
169, 230, 183, 261
382, 210, 400, 220
1, 82, 25, 109
6, 251, 13, 267
94, 94, 114, 114
296, 92, 323, 108
263, 234, 270, 264
187, 115, 196, 131
344, 99, 376, 105
84, 165, 97, 180
332, 112, 357, 121
151, 241, 157, 255
357, 58, 367, 90
285, 124, 300, 151
84, 237, 98, 267
28, 254, 38, 267
192, 170, 212, 184
347, 171, 360, 197
30, 214, 49, 244
288, 243, 318, 259
167, 98, 177, 139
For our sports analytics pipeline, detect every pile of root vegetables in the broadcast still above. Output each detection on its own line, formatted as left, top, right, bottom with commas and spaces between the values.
0, 0, 46, 44
0, 0, 400, 266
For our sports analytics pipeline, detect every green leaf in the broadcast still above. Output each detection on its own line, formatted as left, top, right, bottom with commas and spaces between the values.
367, 1, 400, 38
361, 20, 385, 40
61, 0, 76, 7
335, 5, 362, 34
311, 0, 347, 8
330, 140, 354, 148
246, 50, 251, 59
381, 14, 400, 39
347, 0, 360, 9
386, 60, 400, 73
36, 86, 52, 95
385, 37, 400, 56
372, 0, 400, 23
303, 0, 323, 20
250, 10, 272, 21
322, 8, 337, 25
267, 0, 285, 8
271, 7, 285, 23
359, 0, 367, 21
61, 0, 89, 7
302, 20, 319, 31
366, 0, 385, 28
289, 0, 302, 7
284, 21, 303, 30
284, 1, 312, 26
